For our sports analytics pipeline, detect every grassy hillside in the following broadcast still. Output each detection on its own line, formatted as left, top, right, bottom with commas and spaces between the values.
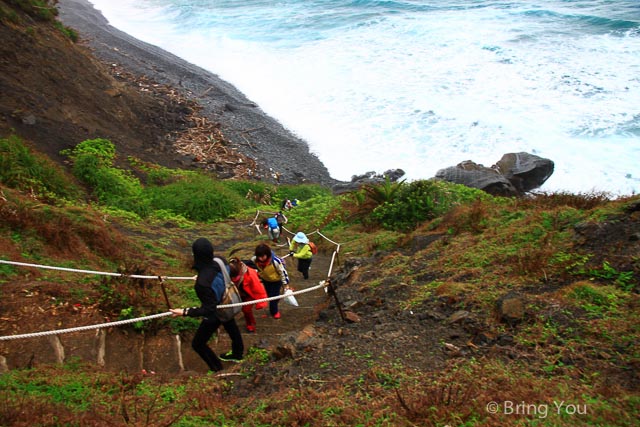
1, 2, 638, 425
1, 134, 639, 426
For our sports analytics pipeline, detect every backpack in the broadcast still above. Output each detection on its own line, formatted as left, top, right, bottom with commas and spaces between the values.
271, 251, 290, 283
266, 217, 279, 230
308, 241, 318, 255
212, 258, 242, 322
251, 251, 289, 284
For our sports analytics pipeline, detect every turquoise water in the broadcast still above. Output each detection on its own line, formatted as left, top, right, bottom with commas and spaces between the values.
88, 0, 640, 194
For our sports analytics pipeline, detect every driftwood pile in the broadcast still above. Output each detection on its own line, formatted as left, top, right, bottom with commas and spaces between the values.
172, 112, 258, 180
108, 64, 258, 180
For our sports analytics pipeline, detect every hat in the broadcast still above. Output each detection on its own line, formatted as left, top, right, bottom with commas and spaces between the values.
293, 232, 309, 244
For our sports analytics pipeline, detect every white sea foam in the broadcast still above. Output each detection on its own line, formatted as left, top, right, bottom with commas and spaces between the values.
87, 0, 640, 195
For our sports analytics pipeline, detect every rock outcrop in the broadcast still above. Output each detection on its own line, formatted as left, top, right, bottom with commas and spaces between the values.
435, 152, 554, 196
331, 169, 406, 194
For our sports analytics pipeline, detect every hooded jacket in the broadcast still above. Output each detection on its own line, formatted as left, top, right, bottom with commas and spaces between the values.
185, 237, 225, 319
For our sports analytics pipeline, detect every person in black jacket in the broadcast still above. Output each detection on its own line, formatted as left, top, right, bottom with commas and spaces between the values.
170, 238, 244, 370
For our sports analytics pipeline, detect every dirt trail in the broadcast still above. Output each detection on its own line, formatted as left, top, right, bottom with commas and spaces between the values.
0, 216, 343, 374
215, 224, 340, 357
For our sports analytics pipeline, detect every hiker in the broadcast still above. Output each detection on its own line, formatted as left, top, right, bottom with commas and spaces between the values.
261, 216, 281, 243
289, 232, 313, 280
228, 257, 268, 333
281, 198, 293, 211
251, 243, 289, 319
169, 238, 244, 369
275, 211, 288, 234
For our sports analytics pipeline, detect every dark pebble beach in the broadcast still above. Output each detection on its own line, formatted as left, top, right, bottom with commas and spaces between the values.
57, 0, 339, 187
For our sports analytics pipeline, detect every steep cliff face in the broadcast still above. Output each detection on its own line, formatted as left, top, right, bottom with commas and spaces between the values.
0, 1, 192, 169
0, 0, 338, 185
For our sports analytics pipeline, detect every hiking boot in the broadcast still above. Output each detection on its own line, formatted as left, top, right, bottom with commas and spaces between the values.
273, 312, 281, 319
219, 352, 243, 362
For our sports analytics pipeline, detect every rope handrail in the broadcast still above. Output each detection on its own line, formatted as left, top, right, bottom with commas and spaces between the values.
217, 281, 327, 308
250, 210, 341, 246
0, 259, 195, 280
1, 213, 343, 342
0, 282, 329, 341
0, 312, 173, 341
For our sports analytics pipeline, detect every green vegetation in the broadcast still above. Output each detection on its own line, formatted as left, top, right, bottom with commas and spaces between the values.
53, 20, 78, 41
0, 135, 81, 203
5, 0, 58, 21
1, 134, 638, 426
62, 138, 276, 222
370, 179, 491, 231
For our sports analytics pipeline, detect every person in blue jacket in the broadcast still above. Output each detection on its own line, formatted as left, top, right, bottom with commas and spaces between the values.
262, 216, 281, 243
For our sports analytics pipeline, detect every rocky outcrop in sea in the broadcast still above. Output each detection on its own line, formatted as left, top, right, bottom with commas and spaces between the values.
435, 152, 554, 196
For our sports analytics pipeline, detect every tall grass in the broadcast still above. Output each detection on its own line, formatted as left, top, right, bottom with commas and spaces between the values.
0, 135, 81, 202
63, 138, 265, 221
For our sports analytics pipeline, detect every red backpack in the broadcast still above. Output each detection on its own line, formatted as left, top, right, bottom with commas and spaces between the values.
308, 241, 318, 255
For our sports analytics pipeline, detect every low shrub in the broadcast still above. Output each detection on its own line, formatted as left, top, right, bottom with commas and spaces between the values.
146, 174, 248, 222
371, 180, 491, 231
63, 139, 150, 216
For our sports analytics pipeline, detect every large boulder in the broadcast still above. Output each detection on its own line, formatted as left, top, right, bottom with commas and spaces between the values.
435, 160, 519, 196
435, 152, 554, 196
493, 152, 554, 193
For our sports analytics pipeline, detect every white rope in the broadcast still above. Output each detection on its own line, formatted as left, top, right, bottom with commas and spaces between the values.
0, 260, 194, 280
249, 210, 278, 227
0, 282, 328, 341
0, 312, 173, 341
216, 281, 327, 308
248, 210, 344, 281
316, 229, 341, 247
0, 212, 340, 342
326, 247, 341, 280
249, 211, 338, 247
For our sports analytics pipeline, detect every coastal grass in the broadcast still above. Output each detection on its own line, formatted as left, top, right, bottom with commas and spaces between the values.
0, 357, 636, 427
1, 136, 639, 426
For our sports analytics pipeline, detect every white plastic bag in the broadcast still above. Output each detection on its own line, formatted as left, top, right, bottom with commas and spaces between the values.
283, 287, 298, 307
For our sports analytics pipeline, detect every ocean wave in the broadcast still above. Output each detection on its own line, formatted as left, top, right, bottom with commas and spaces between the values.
521, 8, 639, 35
87, 0, 640, 194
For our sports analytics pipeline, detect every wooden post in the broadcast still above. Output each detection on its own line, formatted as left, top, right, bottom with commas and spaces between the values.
326, 278, 346, 323
158, 276, 171, 309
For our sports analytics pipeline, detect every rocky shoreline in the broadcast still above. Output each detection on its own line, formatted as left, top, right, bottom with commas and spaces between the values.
57, 0, 338, 187
55, 0, 555, 196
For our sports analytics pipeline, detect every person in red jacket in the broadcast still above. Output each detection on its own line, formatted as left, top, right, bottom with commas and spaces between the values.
229, 257, 268, 333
